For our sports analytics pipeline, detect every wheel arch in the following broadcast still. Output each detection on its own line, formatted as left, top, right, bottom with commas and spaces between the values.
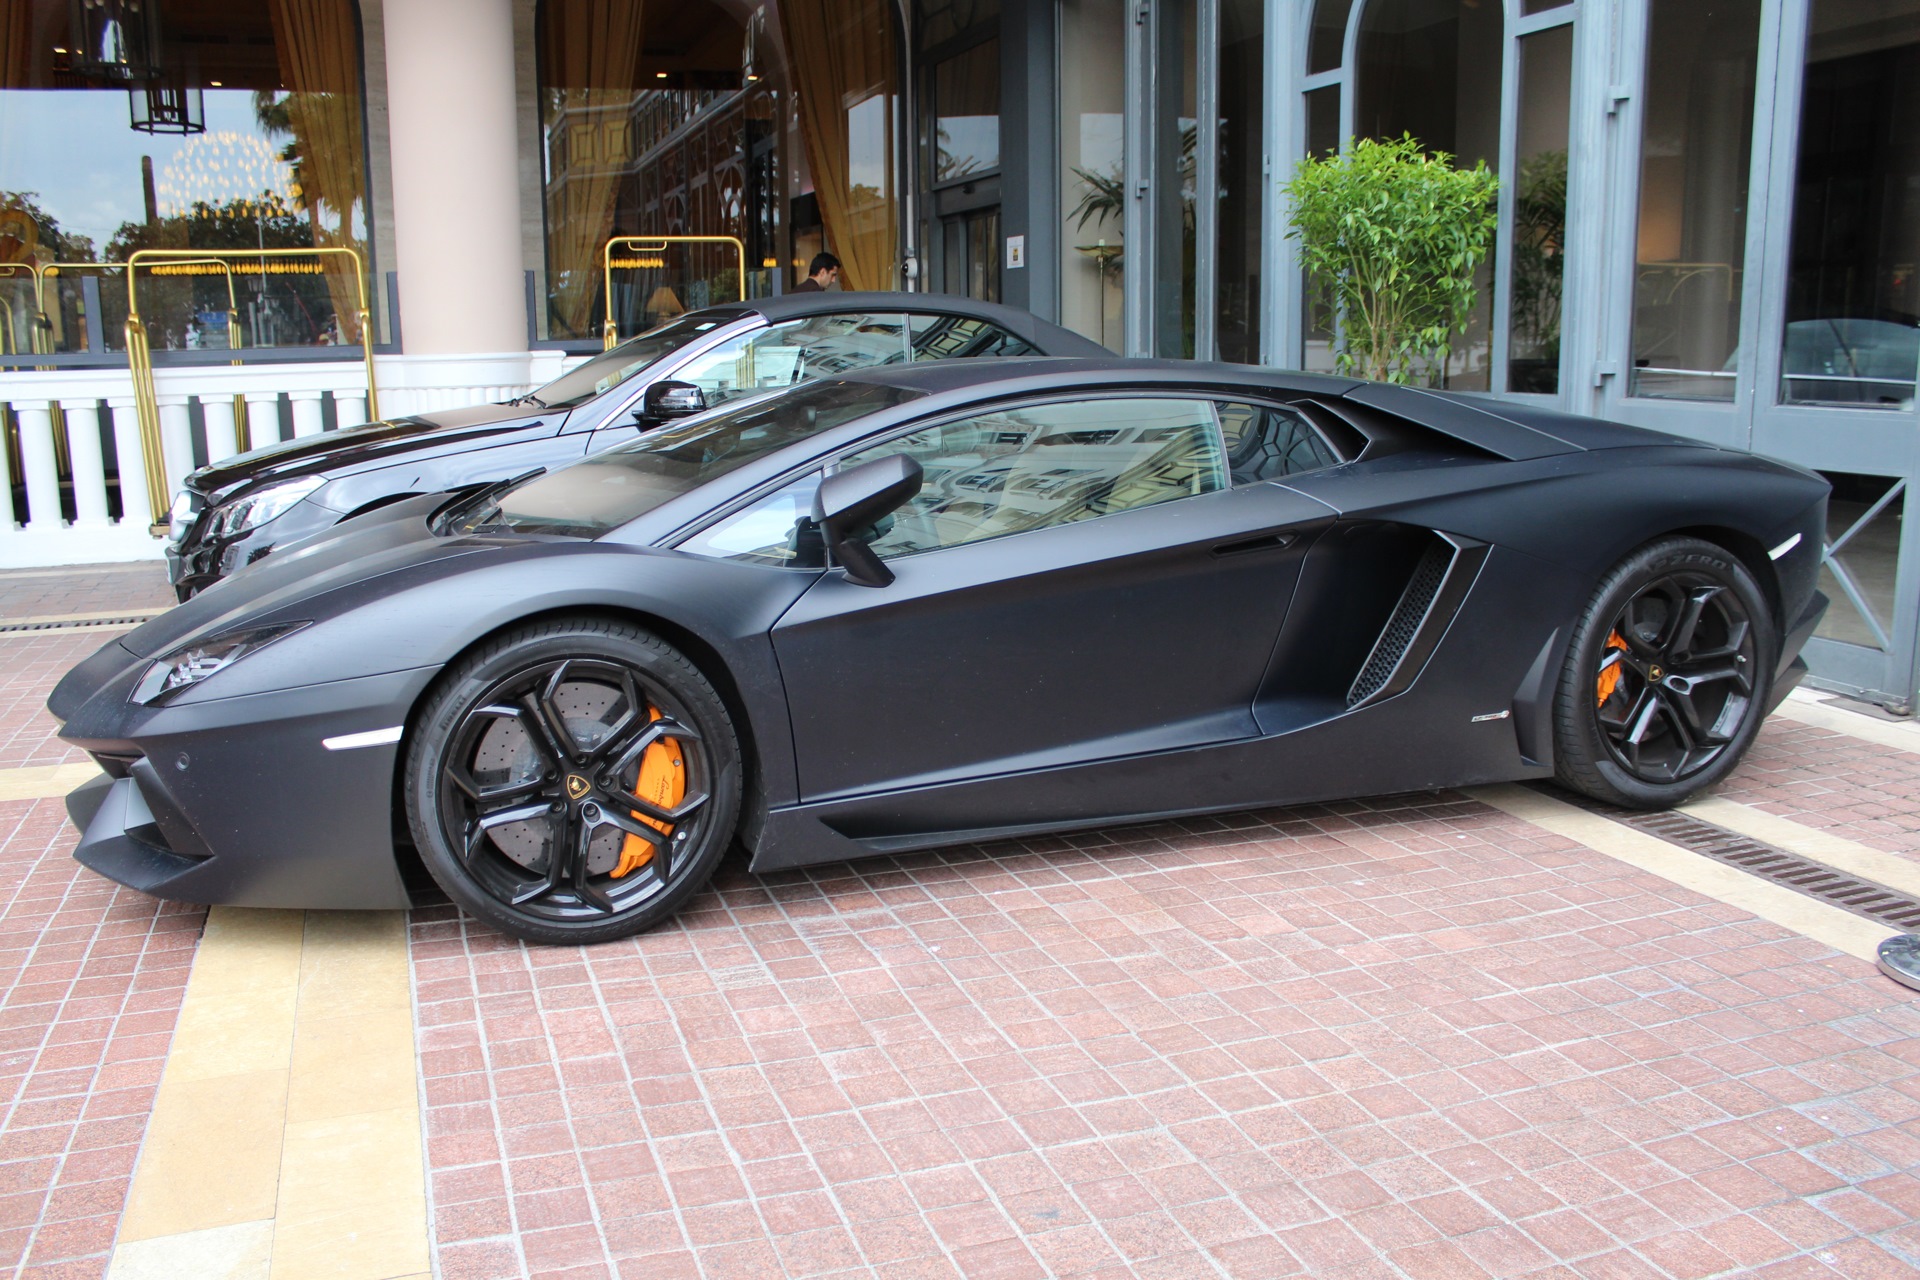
1660, 524, 1785, 633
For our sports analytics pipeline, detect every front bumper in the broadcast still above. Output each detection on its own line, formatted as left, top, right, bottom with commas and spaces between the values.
58, 664, 436, 910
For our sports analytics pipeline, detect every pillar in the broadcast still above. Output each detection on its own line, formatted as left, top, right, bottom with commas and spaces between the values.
108, 396, 152, 528
382, 0, 526, 355
14, 404, 63, 532
58, 398, 111, 527
289, 390, 328, 439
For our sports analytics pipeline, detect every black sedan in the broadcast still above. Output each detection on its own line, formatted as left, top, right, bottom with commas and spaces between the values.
164, 292, 1105, 598
54, 360, 1827, 944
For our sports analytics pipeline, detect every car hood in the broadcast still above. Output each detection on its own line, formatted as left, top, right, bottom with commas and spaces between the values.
186, 401, 556, 501
118, 494, 499, 659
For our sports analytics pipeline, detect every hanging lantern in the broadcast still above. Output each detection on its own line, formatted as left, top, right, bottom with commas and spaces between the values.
68, 0, 162, 82
129, 80, 205, 136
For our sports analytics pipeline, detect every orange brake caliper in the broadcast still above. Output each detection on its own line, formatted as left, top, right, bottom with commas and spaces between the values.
612, 706, 684, 878
1595, 630, 1630, 708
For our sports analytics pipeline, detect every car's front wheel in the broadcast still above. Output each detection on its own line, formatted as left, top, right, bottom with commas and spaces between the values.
1553, 536, 1778, 809
405, 616, 741, 944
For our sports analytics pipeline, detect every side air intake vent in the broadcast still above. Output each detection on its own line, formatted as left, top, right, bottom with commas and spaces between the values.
1347, 537, 1479, 708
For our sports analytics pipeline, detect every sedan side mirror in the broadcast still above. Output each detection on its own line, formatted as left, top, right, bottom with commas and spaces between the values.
637, 380, 707, 427
813, 455, 923, 588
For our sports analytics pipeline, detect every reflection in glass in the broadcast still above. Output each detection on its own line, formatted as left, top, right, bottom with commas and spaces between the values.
1780, 0, 1920, 409
1151, 0, 1196, 359
1629, 0, 1761, 401
933, 40, 1000, 182
1815, 472, 1906, 652
1309, 0, 1357, 75
1355, 0, 1502, 390
1300, 86, 1340, 373
0, 0, 370, 353
1059, 0, 1126, 350
1214, 0, 1263, 363
1508, 25, 1572, 394
1521, 0, 1573, 12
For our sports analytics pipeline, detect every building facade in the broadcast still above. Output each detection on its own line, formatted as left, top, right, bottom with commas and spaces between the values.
2, 0, 1917, 707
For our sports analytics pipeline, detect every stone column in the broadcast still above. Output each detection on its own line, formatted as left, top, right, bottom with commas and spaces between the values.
156, 394, 193, 496
58, 398, 111, 527
382, 0, 526, 356
288, 390, 328, 438
244, 391, 285, 448
333, 389, 369, 429
200, 395, 242, 466
107, 396, 152, 529
13, 403, 63, 531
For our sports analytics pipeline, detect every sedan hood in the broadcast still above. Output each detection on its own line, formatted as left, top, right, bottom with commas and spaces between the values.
119, 495, 495, 659
186, 401, 554, 500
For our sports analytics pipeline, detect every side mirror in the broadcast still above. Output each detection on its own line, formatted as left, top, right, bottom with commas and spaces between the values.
813, 455, 923, 588
637, 380, 706, 426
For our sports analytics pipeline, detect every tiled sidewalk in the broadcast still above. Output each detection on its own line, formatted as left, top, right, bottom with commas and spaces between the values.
2, 562, 1919, 1280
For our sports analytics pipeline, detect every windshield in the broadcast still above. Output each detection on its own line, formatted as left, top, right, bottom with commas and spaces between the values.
460, 380, 922, 539
528, 314, 743, 409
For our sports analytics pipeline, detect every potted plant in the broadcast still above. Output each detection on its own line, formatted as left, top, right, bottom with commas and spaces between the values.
1284, 134, 1499, 385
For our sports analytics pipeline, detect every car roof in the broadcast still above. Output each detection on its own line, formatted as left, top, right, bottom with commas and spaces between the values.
697, 292, 1112, 357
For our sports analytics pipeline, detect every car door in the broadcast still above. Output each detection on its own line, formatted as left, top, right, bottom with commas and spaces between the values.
765, 394, 1340, 803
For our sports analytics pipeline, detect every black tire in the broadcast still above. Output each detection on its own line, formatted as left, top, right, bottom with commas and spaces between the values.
1553, 536, 1777, 809
404, 616, 741, 944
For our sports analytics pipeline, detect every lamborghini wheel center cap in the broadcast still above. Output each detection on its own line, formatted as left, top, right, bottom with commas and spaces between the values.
1648, 664, 1664, 681
565, 774, 591, 800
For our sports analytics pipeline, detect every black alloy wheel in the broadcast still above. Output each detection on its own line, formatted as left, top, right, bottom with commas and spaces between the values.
1554, 537, 1778, 809
406, 618, 741, 944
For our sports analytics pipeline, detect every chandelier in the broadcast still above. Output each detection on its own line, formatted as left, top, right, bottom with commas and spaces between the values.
67, 0, 162, 83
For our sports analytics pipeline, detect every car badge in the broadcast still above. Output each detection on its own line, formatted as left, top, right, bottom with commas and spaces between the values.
1648, 664, 1664, 681
566, 774, 591, 800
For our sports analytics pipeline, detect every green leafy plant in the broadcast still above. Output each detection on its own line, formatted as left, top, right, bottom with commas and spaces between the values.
1284, 135, 1499, 385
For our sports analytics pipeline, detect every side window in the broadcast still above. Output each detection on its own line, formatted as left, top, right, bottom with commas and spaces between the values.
908, 313, 1040, 360
839, 398, 1227, 559
677, 473, 825, 569
1218, 401, 1341, 484
670, 313, 909, 407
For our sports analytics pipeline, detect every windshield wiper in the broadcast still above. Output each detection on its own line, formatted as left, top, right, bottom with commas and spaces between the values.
506, 392, 548, 408
432, 467, 545, 534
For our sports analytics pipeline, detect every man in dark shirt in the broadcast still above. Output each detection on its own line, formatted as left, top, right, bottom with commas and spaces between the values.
792, 252, 841, 292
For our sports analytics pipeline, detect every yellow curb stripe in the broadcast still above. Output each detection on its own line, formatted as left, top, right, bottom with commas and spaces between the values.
1684, 795, 1920, 902
1473, 784, 1897, 963
108, 908, 428, 1280
1774, 692, 1920, 756
0, 762, 103, 802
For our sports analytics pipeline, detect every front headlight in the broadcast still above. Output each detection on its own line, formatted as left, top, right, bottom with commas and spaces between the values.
131, 622, 308, 705
167, 491, 197, 544
209, 476, 325, 541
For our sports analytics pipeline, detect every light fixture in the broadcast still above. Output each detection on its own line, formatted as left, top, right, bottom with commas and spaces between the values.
655, 71, 668, 79
130, 81, 206, 135
68, 0, 161, 82
208, 79, 221, 86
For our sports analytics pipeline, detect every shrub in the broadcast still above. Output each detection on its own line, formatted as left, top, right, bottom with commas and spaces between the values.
1284, 135, 1499, 385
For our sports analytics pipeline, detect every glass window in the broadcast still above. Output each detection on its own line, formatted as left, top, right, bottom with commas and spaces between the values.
1354, 0, 1504, 390
1815, 472, 1906, 651
530, 316, 734, 409
1218, 403, 1339, 483
1059, 0, 1126, 351
906, 313, 1036, 359
933, 39, 1000, 183
678, 472, 826, 568
669, 313, 910, 407
1778, 0, 1920, 410
1152, 0, 1198, 360
464, 381, 921, 539
839, 398, 1226, 558
1301, 86, 1342, 374
1521, 0, 1573, 12
0, 0, 371, 354
1309, 0, 1357, 75
1508, 24, 1573, 395
1628, 0, 1762, 401
1214, 0, 1264, 364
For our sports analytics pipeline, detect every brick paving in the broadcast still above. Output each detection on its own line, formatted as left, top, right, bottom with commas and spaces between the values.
3, 564, 1920, 1279
0, 565, 174, 623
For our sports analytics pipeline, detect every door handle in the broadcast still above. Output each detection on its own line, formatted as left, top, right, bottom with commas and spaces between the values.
1212, 532, 1296, 558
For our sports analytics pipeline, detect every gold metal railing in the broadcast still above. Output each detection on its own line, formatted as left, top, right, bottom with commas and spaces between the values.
601, 235, 747, 350
125, 247, 377, 535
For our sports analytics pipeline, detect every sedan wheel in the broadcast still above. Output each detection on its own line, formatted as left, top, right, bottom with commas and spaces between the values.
1554, 537, 1777, 809
406, 618, 740, 944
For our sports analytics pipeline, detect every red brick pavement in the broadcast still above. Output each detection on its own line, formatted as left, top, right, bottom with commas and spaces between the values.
410, 794, 1920, 1280
1716, 716, 1920, 872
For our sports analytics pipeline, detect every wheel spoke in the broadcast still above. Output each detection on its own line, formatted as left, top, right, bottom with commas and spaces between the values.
1667, 587, 1719, 660
606, 784, 710, 826
603, 716, 703, 780
1657, 687, 1703, 748
445, 762, 548, 804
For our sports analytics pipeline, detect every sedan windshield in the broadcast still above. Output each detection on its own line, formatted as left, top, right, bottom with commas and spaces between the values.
526, 314, 743, 409
461, 380, 922, 539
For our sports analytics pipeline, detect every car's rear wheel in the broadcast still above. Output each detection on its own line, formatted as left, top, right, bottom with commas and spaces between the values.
405, 617, 740, 944
1553, 537, 1777, 809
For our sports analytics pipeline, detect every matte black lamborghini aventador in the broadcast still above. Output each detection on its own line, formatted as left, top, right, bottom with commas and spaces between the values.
51, 359, 1828, 944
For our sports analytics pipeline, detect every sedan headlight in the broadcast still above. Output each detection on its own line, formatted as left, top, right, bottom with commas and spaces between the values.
208, 476, 325, 541
131, 623, 308, 705
167, 491, 197, 544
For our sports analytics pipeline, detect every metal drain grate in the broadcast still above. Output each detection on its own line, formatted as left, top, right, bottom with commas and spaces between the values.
1539, 785, 1920, 932
0, 616, 154, 634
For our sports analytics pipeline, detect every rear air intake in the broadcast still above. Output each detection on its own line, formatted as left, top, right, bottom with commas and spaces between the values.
1346, 533, 1487, 709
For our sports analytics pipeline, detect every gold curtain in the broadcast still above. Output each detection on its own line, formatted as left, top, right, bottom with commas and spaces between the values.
778, 0, 897, 291
543, 0, 644, 339
269, 0, 368, 342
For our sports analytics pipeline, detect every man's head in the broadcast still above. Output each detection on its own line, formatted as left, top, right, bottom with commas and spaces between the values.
807, 252, 842, 288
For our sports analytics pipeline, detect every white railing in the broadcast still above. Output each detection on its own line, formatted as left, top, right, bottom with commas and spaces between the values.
0, 350, 577, 569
